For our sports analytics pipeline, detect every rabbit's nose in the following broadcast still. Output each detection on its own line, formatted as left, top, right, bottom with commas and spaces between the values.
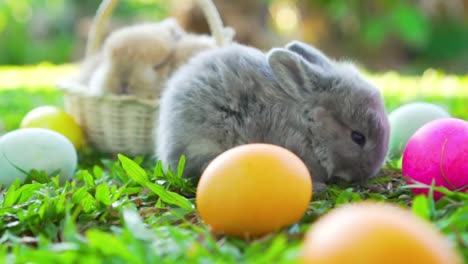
120, 81, 129, 94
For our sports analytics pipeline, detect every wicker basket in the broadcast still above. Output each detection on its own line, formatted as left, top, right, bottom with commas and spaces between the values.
57, 0, 232, 156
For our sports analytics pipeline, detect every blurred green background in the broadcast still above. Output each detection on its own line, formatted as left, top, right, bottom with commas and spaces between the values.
0, 0, 467, 74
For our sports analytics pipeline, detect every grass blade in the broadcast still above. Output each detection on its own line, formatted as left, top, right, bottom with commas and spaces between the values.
118, 154, 193, 211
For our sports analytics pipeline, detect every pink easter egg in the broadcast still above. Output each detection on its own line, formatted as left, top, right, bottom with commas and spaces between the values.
402, 117, 468, 200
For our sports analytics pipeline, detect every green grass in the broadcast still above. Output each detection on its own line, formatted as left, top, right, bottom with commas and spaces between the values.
0, 65, 467, 263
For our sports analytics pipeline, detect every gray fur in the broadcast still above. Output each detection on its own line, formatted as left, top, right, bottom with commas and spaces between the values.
156, 41, 390, 192
286, 40, 332, 69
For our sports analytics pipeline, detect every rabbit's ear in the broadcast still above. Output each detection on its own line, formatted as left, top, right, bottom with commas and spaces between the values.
267, 48, 329, 98
286, 41, 331, 69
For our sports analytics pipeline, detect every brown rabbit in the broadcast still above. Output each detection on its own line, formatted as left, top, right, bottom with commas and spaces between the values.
89, 18, 184, 100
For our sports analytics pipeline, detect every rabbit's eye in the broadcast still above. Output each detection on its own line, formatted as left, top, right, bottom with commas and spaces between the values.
351, 131, 366, 146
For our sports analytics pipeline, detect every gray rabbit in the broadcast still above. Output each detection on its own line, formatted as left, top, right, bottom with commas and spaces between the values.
156, 41, 390, 192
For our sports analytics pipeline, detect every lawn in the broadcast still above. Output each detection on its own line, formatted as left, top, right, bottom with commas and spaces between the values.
0, 64, 467, 263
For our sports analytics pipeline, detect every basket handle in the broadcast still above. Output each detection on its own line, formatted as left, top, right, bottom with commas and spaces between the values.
85, 0, 119, 57
85, 0, 231, 58
194, 0, 231, 46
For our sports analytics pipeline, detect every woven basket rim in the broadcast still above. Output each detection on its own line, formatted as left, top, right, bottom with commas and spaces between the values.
57, 79, 160, 107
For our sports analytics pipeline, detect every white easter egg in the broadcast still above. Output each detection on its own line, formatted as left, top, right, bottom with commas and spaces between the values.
0, 128, 77, 186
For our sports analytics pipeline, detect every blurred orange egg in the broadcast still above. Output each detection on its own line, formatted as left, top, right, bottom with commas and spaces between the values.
196, 143, 313, 238
300, 202, 462, 264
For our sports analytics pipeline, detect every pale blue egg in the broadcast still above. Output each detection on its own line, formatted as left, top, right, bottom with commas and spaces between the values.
0, 128, 77, 186
388, 102, 450, 159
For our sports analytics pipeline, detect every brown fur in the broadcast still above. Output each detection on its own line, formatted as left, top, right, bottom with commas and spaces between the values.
89, 18, 184, 100
86, 18, 221, 100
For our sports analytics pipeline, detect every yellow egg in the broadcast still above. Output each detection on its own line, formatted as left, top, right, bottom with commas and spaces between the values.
300, 202, 462, 264
196, 143, 313, 238
20, 106, 84, 149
